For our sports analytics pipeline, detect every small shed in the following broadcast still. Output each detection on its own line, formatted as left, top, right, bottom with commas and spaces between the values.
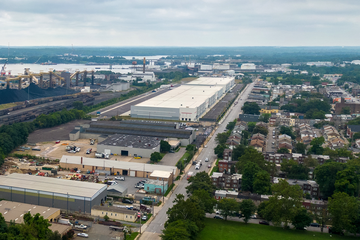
144, 179, 168, 194
107, 184, 128, 198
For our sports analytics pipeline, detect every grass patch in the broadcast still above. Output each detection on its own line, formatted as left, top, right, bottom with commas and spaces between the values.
164, 183, 175, 197
175, 148, 180, 152
0, 103, 17, 110
127, 232, 139, 240
210, 159, 220, 175
160, 153, 166, 158
197, 218, 350, 240
179, 151, 190, 163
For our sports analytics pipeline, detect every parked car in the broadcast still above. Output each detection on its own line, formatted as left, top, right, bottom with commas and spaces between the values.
310, 223, 320, 227
169, 150, 175, 153
214, 215, 224, 220
208, 164, 211, 168
76, 170, 81, 173
115, 176, 125, 181
259, 221, 269, 225
75, 224, 88, 229
205, 157, 209, 162
55, 140, 60, 144
77, 233, 88, 238
142, 215, 148, 221
251, 214, 257, 219
122, 198, 134, 204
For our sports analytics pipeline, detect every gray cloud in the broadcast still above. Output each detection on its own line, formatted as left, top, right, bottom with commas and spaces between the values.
0, 0, 360, 46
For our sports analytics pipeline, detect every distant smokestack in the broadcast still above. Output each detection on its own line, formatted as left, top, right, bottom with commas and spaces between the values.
143, 57, 146, 73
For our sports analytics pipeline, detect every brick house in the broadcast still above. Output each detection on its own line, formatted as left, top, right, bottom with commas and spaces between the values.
223, 149, 233, 161
347, 125, 360, 138
211, 173, 242, 191
218, 160, 237, 173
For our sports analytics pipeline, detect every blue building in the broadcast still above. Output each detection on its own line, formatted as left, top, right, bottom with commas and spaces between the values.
144, 179, 168, 194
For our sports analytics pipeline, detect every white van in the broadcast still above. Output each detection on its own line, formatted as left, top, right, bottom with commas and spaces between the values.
195, 164, 200, 170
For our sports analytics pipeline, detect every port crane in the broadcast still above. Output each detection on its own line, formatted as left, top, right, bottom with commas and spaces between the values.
69, 70, 95, 86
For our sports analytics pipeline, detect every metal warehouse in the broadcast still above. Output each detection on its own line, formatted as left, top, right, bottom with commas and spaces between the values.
185, 77, 235, 93
71, 120, 196, 146
97, 134, 161, 158
0, 173, 107, 213
131, 85, 223, 121
131, 77, 235, 121
60, 155, 179, 178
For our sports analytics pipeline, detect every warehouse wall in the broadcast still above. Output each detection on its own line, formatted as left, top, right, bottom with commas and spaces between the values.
0, 186, 107, 213
96, 144, 160, 158
131, 105, 180, 120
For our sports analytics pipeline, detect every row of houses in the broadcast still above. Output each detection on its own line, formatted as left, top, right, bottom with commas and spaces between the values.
250, 133, 266, 152
322, 125, 345, 149
278, 134, 293, 152
263, 152, 349, 165
298, 123, 317, 145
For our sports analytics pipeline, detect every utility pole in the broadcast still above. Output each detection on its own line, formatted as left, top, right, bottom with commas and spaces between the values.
162, 178, 165, 203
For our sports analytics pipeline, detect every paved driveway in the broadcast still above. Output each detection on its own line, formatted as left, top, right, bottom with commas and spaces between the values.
157, 148, 186, 166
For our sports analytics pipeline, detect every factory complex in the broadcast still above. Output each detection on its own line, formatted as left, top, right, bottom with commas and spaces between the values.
131, 77, 235, 121
0, 173, 107, 213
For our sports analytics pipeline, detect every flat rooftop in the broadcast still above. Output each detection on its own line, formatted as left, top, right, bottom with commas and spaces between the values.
0, 200, 60, 224
99, 134, 161, 149
60, 155, 177, 173
134, 85, 223, 109
0, 173, 107, 199
186, 77, 234, 86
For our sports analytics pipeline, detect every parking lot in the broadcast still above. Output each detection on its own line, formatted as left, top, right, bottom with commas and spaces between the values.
104, 176, 150, 195
157, 148, 186, 166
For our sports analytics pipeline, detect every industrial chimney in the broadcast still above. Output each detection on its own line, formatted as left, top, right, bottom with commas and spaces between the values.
143, 57, 146, 73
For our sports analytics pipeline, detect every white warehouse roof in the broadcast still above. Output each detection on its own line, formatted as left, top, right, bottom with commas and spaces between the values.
186, 77, 234, 86
60, 155, 177, 174
0, 173, 106, 199
134, 85, 223, 109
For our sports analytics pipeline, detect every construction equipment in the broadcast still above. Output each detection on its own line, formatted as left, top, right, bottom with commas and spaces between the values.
1, 61, 7, 76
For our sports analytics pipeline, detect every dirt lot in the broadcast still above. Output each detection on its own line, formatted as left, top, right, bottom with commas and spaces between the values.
27, 120, 91, 143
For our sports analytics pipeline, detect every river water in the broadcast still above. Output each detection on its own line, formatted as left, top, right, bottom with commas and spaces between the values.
4, 55, 168, 75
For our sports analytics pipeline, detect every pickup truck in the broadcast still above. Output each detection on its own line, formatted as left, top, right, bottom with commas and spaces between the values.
75, 224, 88, 229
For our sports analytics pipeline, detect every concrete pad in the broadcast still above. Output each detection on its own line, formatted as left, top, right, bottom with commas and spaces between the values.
138, 232, 161, 240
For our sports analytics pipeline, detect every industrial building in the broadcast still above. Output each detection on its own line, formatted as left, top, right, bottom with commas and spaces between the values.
0, 173, 107, 213
97, 134, 161, 158
70, 120, 196, 146
0, 201, 71, 235
60, 155, 179, 178
131, 77, 235, 121
92, 205, 138, 222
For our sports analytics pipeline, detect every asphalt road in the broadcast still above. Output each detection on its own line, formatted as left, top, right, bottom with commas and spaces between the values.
90, 86, 178, 117
140, 82, 256, 238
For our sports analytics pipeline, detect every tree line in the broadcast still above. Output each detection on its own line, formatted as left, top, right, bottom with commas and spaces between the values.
0, 108, 86, 167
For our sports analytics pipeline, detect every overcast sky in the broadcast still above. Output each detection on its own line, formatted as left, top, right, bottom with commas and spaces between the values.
1, 0, 360, 46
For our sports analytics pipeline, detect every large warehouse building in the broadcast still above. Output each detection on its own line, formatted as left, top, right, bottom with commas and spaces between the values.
0, 173, 107, 213
97, 134, 161, 158
60, 155, 179, 179
70, 120, 196, 146
130, 77, 235, 121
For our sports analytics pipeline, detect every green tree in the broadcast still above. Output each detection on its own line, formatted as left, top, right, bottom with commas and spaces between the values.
277, 148, 289, 153
341, 106, 351, 114
217, 198, 239, 221
239, 200, 257, 224
165, 194, 205, 234
353, 132, 360, 141
241, 162, 261, 192
261, 180, 303, 228
214, 144, 226, 159
247, 122, 256, 133
241, 102, 260, 115
215, 132, 230, 145
259, 113, 271, 123
295, 142, 306, 154
291, 209, 312, 230
257, 201, 270, 220
191, 189, 216, 214
104, 215, 109, 221
176, 160, 185, 173
226, 119, 236, 131
334, 168, 359, 197
314, 162, 346, 199
309, 137, 325, 154
160, 140, 171, 153
236, 148, 268, 173
72, 101, 84, 110
231, 144, 246, 161
150, 152, 163, 163
280, 126, 296, 139
313, 207, 331, 233
253, 171, 271, 195
328, 192, 359, 235
253, 125, 268, 136
186, 171, 215, 196
47, 231, 62, 240
161, 220, 192, 240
